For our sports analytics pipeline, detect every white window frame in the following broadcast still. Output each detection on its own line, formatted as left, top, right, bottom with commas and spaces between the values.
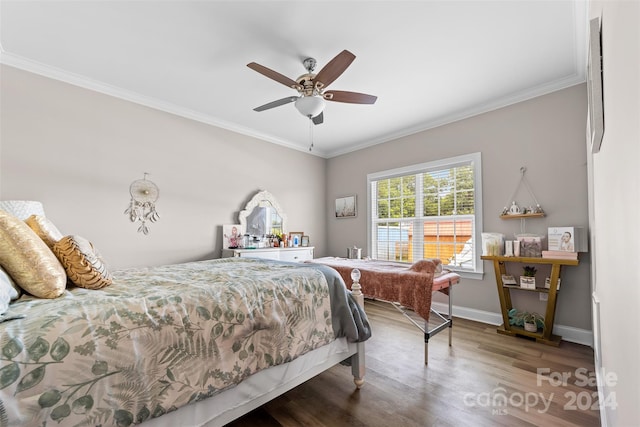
367, 152, 484, 280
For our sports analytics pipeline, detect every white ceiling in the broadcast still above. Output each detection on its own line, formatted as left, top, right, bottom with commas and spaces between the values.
0, 1, 587, 158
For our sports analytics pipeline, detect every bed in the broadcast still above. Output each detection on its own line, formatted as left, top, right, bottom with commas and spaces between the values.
0, 255, 370, 427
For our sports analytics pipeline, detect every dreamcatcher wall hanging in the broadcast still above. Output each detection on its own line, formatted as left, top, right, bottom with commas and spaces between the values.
124, 173, 160, 235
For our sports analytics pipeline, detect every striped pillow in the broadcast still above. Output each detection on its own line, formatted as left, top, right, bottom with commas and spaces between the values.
53, 235, 112, 289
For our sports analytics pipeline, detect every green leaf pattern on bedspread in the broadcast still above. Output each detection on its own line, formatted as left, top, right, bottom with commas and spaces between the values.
0, 258, 334, 426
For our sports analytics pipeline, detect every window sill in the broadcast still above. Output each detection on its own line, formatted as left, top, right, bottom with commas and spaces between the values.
445, 269, 483, 280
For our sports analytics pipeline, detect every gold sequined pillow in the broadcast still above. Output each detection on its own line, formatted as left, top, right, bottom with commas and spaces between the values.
25, 214, 64, 249
0, 209, 67, 299
53, 235, 112, 289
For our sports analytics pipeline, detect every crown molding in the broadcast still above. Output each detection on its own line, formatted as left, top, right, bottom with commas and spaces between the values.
1, 45, 586, 161
0, 51, 326, 157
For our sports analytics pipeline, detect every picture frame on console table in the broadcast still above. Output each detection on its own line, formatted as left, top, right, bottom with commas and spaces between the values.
301, 235, 310, 247
223, 224, 243, 249
289, 232, 303, 247
335, 195, 357, 218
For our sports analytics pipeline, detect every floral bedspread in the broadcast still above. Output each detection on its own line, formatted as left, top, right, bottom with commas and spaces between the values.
0, 258, 343, 426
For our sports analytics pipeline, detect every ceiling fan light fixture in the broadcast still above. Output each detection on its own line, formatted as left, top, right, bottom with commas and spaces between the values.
294, 96, 325, 118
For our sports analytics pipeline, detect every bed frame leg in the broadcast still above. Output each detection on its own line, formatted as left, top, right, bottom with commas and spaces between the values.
350, 269, 366, 388
351, 341, 366, 388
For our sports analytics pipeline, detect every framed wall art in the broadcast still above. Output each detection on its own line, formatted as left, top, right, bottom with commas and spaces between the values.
587, 16, 604, 153
335, 195, 357, 218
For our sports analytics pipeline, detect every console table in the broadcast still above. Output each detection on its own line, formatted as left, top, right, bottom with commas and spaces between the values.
482, 255, 579, 346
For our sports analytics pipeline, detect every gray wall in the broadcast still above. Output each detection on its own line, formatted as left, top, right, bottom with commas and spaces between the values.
1, 65, 591, 333
326, 85, 591, 331
0, 65, 327, 269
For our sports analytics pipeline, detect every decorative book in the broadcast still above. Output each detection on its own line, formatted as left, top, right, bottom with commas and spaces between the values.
542, 250, 578, 260
545, 277, 562, 290
501, 274, 517, 285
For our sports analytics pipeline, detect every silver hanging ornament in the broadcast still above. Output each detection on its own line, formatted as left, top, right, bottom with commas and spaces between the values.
124, 173, 160, 235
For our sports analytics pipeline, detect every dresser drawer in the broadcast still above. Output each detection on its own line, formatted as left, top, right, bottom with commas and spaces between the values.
279, 248, 314, 262
221, 247, 314, 262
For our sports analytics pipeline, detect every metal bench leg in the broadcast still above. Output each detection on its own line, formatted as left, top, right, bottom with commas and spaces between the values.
425, 339, 429, 365
448, 279, 453, 347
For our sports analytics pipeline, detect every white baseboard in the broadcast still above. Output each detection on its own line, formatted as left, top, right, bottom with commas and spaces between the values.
431, 301, 594, 347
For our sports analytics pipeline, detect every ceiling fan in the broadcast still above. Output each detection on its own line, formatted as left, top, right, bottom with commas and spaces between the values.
247, 50, 377, 125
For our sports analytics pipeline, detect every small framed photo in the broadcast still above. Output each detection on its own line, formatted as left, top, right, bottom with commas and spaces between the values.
223, 224, 243, 249
289, 232, 303, 247
301, 235, 310, 247
335, 195, 357, 218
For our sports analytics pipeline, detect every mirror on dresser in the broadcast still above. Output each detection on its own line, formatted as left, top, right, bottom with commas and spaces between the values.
221, 190, 314, 262
238, 190, 287, 241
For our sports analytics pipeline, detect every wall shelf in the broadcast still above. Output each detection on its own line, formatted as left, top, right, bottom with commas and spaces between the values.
481, 255, 578, 346
502, 284, 550, 293
500, 167, 546, 221
499, 212, 545, 219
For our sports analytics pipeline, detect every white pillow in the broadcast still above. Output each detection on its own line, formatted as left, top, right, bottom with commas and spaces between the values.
0, 266, 21, 316
0, 200, 45, 220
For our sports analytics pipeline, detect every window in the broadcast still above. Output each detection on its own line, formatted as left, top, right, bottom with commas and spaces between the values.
367, 153, 483, 278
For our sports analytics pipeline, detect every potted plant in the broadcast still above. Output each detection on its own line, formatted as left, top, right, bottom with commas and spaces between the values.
520, 265, 537, 289
508, 309, 545, 332
522, 312, 545, 332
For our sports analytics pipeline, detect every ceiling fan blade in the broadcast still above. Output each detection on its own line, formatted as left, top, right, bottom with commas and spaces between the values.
247, 62, 301, 90
312, 111, 324, 125
253, 96, 299, 112
313, 50, 356, 89
323, 90, 377, 104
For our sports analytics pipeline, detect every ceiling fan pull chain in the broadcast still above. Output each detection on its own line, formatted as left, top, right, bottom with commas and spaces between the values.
308, 117, 314, 152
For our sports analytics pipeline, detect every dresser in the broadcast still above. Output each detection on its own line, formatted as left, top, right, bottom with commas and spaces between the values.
221, 247, 314, 262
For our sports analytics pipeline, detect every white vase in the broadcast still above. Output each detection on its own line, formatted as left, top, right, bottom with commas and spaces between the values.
524, 321, 537, 332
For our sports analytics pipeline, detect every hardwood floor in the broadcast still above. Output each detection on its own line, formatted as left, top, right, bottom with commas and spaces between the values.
227, 300, 600, 426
